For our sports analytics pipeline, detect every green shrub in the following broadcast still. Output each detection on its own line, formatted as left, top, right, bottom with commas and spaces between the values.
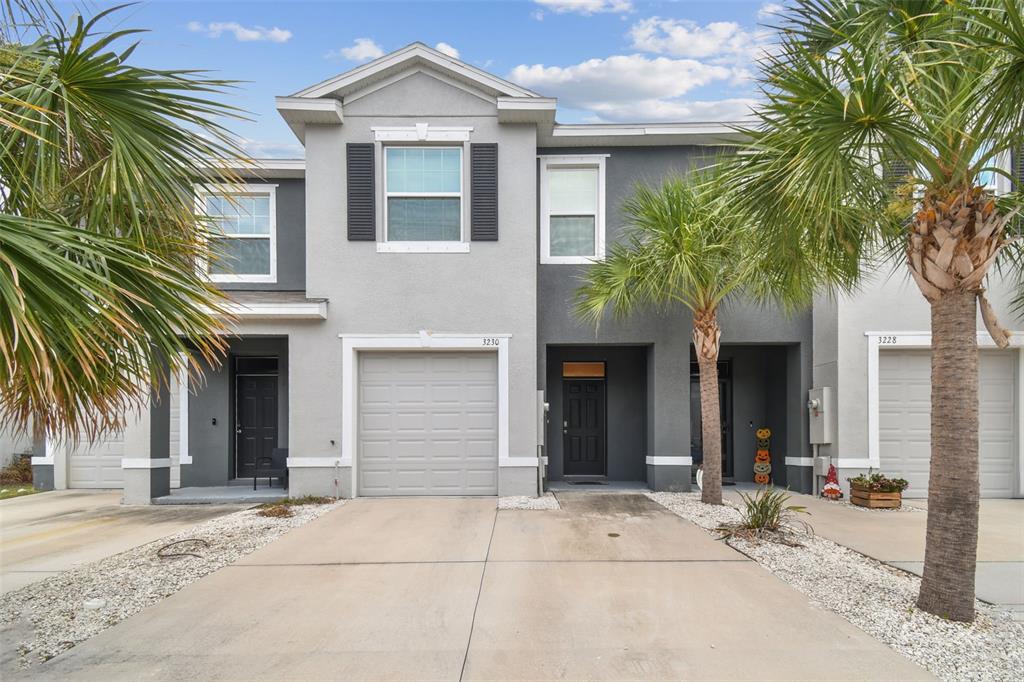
718, 486, 811, 545
848, 472, 909, 493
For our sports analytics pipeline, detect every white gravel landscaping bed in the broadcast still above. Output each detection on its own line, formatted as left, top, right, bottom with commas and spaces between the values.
0, 500, 342, 669
647, 491, 1024, 682
498, 492, 560, 510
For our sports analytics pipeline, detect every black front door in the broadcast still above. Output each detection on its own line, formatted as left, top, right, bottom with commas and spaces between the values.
562, 379, 606, 477
236, 374, 278, 478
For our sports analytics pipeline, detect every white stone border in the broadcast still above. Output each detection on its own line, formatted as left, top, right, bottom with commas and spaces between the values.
865, 331, 1024, 493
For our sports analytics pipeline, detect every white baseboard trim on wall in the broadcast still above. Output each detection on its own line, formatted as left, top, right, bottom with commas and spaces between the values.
645, 456, 693, 466
785, 457, 814, 467
499, 458, 539, 468
286, 457, 352, 468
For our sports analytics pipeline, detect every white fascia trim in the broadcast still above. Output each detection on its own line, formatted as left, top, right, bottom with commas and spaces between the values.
539, 155, 607, 265
274, 96, 343, 124
552, 122, 748, 137
785, 457, 814, 467
291, 44, 538, 99
372, 124, 473, 142
177, 354, 191, 465
498, 97, 557, 111
376, 241, 470, 254
215, 301, 328, 320
122, 458, 172, 469
340, 333, 511, 498
865, 330, 1024, 468
287, 457, 352, 468
646, 456, 693, 466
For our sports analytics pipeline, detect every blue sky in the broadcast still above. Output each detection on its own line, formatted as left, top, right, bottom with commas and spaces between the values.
60, 1, 782, 157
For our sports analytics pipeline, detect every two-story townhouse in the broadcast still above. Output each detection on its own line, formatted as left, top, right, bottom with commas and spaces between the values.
25, 43, 1024, 503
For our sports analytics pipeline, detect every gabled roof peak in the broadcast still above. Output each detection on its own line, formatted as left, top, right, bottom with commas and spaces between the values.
290, 42, 541, 100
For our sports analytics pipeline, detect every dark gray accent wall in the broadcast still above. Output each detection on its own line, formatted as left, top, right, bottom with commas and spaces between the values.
182, 336, 289, 487
546, 345, 648, 482
537, 145, 814, 475
219, 178, 306, 292
149, 380, 171, 497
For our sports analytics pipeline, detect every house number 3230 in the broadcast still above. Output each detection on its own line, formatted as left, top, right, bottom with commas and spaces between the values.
482, 338, 500, 346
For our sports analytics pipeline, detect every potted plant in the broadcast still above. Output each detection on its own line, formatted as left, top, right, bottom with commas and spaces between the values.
847, 472, 909, 509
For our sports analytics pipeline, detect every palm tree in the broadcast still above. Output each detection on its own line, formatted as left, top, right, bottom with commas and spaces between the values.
1, 3, 248, 441
730, 0, 1024, 622
575, 167, 812, 505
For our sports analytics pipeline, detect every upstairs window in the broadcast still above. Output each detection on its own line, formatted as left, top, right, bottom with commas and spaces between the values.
384, 147, 462, 243
200, 184, 277, 283
540, 155, 606, 264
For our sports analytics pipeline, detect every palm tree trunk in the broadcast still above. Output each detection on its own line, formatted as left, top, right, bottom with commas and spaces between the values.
693, 307, 723, 505
916, 290, 980, 622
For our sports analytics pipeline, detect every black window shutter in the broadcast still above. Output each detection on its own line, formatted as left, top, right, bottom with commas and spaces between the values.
347, 143, 375, 241
470, 143, 498, 241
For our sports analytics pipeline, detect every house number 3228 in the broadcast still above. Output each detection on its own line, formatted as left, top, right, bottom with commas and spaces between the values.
482, 338, 500, 346
878, 335, 898, 345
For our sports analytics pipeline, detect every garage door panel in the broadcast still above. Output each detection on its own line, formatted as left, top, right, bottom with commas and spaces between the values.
879, 349, 1017, 499
69, 431, 125, 488
358, 351, 499, 496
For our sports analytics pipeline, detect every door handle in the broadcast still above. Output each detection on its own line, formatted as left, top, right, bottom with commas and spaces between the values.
235, 426, 242, 434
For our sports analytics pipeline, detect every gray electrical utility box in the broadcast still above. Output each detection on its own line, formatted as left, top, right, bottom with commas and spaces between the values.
808, 387, 834, 445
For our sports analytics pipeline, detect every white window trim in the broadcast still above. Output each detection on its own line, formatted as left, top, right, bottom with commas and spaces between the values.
195, 183, 278, 284
380, 144, 468, 253
539, 154, 608, 265
338, 332, 515, 498
372, 123, 473, 142
864, 332, 1024, 483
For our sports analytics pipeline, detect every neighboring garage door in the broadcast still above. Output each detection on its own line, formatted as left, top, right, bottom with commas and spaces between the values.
879, 350, 1018, 498
358, 351, 498, 496
68, 432, 124, 488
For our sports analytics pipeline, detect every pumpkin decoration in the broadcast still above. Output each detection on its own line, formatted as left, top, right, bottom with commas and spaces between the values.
753, 427, 772, 485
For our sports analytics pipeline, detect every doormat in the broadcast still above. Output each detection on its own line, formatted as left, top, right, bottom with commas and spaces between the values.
568, 480, 608, 486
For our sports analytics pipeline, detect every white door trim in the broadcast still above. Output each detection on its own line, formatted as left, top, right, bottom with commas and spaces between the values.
339, 332, 511, 498
865, 331, 1023, 491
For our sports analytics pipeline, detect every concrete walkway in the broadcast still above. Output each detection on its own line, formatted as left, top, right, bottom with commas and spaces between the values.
26, 493, 930, 681
0, 490, 242, 594
726, 490, 1024, 620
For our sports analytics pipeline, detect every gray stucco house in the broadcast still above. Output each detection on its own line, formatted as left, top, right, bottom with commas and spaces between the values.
27, 44, 1024, 502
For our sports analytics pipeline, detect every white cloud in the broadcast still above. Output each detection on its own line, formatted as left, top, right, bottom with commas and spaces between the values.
238, 138, 305, 159
326, 37, 384, 62
510, 54, 733, 104
587, 98, 759, 123
758, 3, 785, 19
629, 17, 770, 62
187, 21, 291, 43
434, 42, 460, 59
534, 0, 633, 16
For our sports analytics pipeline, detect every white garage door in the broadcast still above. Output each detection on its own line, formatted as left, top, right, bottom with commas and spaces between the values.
879, 350, 1018, 498
68, 431, 124, 488
358, 351, 498, 496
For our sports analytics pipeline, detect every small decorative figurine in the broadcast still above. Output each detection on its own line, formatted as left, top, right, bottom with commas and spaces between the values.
754, 427, 772, 485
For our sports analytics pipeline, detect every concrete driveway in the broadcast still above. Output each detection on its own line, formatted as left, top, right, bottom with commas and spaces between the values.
727, 490, 1024, 620
26, 493, 929, 681
0, 490, 241, 594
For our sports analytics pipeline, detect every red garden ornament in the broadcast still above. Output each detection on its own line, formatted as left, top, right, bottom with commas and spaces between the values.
822, 464, 843, 500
